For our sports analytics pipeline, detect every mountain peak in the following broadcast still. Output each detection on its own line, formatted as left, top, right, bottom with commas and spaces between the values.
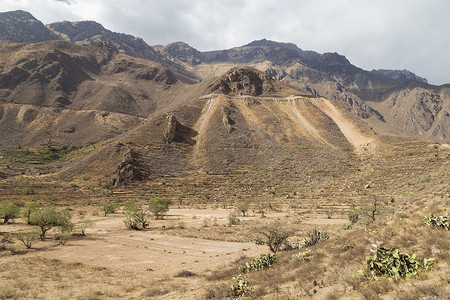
0, 10, 60, 43
207, 66, 303, 97
245, 38, 297, 49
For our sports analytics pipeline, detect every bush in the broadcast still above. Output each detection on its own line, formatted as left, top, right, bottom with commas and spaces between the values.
366, 245, 434, 280
29, 207, 73, 240
148, 197, 170, 219
103, 203, 118, 216
348, 210, 359, 224
228, 211, 240, 226
17, 231, 39, 249
304, 228, 329, 246
424, 213, 449, 230
0, 204, 20, 224
123, 202, 148, 230
253, 221, 294, 253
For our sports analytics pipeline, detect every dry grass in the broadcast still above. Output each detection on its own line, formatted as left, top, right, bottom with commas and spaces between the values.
0, 257, 154, 299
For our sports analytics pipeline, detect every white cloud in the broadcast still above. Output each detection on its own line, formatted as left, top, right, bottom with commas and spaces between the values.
0, 0, 449, 84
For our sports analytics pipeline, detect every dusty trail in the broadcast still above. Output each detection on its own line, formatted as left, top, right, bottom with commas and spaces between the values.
288, 100, 337, 149
192, 98, 218, 161
311, 98, 377, 153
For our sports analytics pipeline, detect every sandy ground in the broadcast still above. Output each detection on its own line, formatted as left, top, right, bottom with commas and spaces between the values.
1, 208, 268, 280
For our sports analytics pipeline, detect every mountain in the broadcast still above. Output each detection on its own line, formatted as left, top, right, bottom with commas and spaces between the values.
0, 10, 59, 43
184, 39, 448, 141
60, 66, 374, 186
0, 11, 448, 146
0, 39, 191, 148
371, 69, 428, 83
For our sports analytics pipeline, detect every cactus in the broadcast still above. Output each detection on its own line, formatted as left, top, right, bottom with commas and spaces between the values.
238, 254, 276, 273
293, 249, 311, 261
230, 274, 250, 297
366, 245, 434, 280
304, 228, 329, 246
424, 213, 449, 230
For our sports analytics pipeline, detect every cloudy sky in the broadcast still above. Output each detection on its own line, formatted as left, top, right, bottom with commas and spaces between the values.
1, 0, 449, 85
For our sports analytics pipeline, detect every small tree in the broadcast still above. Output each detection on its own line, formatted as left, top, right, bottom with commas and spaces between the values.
29, 207, 73, 240
17, 231, 39, 249
148, 197, 170, 220
103, 203, 118, 216
0, 204, 20, 224
78, 219, 95, 236
22, 202, 40, 224
123, 202, 148, 230
252, 222, 294, 253
236, 199, 250, 217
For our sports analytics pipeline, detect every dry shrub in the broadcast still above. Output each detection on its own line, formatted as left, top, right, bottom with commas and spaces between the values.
396, 281, 447, 300
203, 283, 232, 299
140, 286, 171, 298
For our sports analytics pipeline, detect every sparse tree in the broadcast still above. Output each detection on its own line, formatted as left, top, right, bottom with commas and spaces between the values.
17, 231, 39, 249
0, 204, 20, 224
148, 197, 171, 220
22, 202, 40, 224
29, 207, 73, 240
78, 219, 95, 236
123, 202, 148, 230
252, 221, 294, 253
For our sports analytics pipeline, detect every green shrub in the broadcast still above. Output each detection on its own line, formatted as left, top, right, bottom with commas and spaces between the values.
123, 202, 148, 230
148, 197, 170, 219
366, 245, 434, 280
341, 223, 354, 230
238, 254, 276, 273
304, 228, 329, 246
424, 213, 449, 230
0, 204, 20, 223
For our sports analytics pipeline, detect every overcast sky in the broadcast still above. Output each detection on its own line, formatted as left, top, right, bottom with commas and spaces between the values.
1, 0, 449, 85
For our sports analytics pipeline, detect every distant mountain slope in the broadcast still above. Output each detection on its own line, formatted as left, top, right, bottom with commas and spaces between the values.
371, 69, 428, 83
0, 10, 59, 43
47, 21, 199, 84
